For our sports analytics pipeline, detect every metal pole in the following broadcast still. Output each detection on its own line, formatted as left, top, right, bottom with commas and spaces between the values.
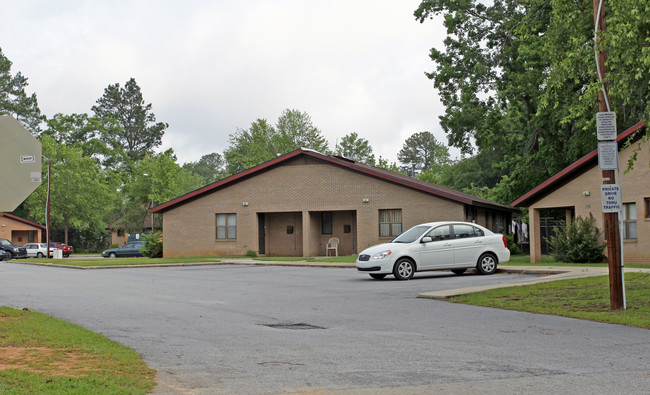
45, 156, 51, 259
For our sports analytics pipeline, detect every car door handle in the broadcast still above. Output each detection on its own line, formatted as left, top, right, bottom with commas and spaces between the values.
443, 243, 452, 247
474, 240, 483, 244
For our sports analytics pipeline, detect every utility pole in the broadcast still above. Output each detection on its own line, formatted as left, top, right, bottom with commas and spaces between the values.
594, 0, 623, 309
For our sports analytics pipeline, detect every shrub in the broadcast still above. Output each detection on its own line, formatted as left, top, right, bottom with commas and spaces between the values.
140, 231, 163, 258
246, 249, 257, 257
505, 234, 521, 255
546, 214, 606, 263
108, 243, 119, 250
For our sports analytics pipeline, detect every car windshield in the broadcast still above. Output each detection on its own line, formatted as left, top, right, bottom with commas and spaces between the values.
391, 225, 431, 243
0, 239, 13, 246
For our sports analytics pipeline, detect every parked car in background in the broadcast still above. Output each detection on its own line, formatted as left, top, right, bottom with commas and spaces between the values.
356, 221, 510, 280
23, 243, 50, 258
102, 241, 145, 258
0, 238, 28, 259
49, 242, 74, 257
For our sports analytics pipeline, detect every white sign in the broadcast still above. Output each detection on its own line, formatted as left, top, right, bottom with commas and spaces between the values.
20, 155, 36, 163
598, 141, 619, 170
601, 184, 622, 213
596, 112, 617, 140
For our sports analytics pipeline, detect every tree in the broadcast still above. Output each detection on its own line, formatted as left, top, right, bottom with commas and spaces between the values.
23, 137, 119, 244
117, 150, 203, 232
0, 47, 44, 133
335, 132, 374, 163
183, 152, 229, 184
224, 109, 330, 174
398, 131, 450, 174
41, 113, 111, 161
414, 0, 650, 203
91, 78, 167, 169
275, 108, 329, 154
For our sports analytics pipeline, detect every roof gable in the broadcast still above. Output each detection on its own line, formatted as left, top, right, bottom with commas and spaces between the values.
152, 149, 515, 213
512, 120, 646, 207
1, 212, 46, 230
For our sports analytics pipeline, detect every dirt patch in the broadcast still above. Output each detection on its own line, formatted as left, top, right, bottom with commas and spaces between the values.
0, 346, 98, 377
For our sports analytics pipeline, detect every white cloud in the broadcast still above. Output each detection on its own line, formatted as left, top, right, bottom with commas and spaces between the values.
1, 0, 453, 165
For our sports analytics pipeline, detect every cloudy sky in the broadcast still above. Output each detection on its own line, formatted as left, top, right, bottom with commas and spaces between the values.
1, 0, 451, 165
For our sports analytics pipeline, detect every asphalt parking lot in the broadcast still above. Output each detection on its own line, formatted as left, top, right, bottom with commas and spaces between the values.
1, 262, 648, 394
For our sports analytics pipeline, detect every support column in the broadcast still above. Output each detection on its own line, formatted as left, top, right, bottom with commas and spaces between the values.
530, 208, 542, 263
302, 210, 312, 257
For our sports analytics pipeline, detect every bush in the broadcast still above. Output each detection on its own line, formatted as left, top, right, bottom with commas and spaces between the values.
546, 214, 606, 263
108, 243, 119, 250
246, 249, 257, 257
140, 231, 163, 258
505, 234, 521, 255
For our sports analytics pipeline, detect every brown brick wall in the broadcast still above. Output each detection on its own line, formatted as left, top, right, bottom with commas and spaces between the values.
528, 137, 650, 264
0, 216, 42, 245
162, 157, 501, 257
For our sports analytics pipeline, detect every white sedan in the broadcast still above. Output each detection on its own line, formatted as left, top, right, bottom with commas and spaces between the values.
356, 221, 510, 280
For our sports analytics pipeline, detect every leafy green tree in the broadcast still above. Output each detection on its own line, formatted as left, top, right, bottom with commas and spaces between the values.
224, 119, 279, 174
183, 152, 229, 184
335, 132, 374, 163
117, 149, 203, 232
23, 137, 119, 244
275, 108, 329, 153
0, 48, 44, 133
41, 113, 112, 160
224, 109, 330, 174
398, 131, 450, 174
91, 78, 167, 169
414, 0, 650, 203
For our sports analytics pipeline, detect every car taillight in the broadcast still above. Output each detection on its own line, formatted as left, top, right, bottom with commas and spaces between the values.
502, 235, 508, 248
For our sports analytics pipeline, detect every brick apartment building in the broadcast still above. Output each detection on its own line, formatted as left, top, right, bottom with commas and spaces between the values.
152, 149, 515, 258
513, 121, 649, 264
0, 212, 45, 245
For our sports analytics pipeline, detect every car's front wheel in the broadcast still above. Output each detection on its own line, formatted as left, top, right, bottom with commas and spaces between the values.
109, 252, 117, 258
393, 258, 415, 280
369, 273, 386, 280
36, 252, 44, 258
476, 253, 497, 275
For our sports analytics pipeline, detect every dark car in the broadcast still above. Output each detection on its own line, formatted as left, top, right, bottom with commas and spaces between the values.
0, 238, 28, 259
49, 242, 74, 257
102, 241, 145, 258
0, 249, 10, 261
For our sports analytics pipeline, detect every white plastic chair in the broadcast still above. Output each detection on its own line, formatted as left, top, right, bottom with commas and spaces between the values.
326, 238, 339, 257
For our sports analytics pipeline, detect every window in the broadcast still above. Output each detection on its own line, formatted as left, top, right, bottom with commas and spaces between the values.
645, 198, 650, 219
426, 225, 451, 241
216, 214, 237, 239
453, 224, 483, 238
28, 231, 35, 242
622, 203, 637, 239
321, 212, 332, 235
379, 209, 402, 237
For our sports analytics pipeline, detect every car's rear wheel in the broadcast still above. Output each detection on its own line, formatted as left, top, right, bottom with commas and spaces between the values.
476, 253, 497, 275
36, 252, 44, 258
109, 252, 117, 258
393, 258, 415, 280
451, 268, 467, 275
63, 254, 69, 258
369, 273, 386, 280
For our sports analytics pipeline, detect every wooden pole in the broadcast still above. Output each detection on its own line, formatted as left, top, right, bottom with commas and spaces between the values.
594, 0, 623, 309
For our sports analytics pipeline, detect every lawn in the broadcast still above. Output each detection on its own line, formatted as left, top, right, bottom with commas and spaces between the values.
25, 256, 221, 267
449, 272, 650, 329
0, 307, 156, 394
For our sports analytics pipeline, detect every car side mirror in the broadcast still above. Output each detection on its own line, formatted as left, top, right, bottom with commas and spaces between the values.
421, 236, 432, 243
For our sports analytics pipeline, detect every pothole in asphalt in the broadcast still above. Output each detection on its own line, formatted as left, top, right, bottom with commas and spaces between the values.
262, 323, 325, 330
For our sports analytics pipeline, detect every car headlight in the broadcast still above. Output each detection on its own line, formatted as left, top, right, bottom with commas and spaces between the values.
13, 248, 19, 252
373, 250, 392, 260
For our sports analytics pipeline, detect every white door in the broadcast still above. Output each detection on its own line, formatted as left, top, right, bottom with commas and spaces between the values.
418, 225, 454, 269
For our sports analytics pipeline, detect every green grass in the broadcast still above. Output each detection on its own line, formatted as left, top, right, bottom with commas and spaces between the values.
503, 254, 650, 269
0, 307, 156, 394
26, 256, 221, 267
449, 273, 650, 329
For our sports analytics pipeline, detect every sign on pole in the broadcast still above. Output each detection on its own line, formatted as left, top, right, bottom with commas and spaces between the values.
598, 141, 619, 170
0, 116, 42, 212
601, 184, 622, 213
596, 111, 617, 140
